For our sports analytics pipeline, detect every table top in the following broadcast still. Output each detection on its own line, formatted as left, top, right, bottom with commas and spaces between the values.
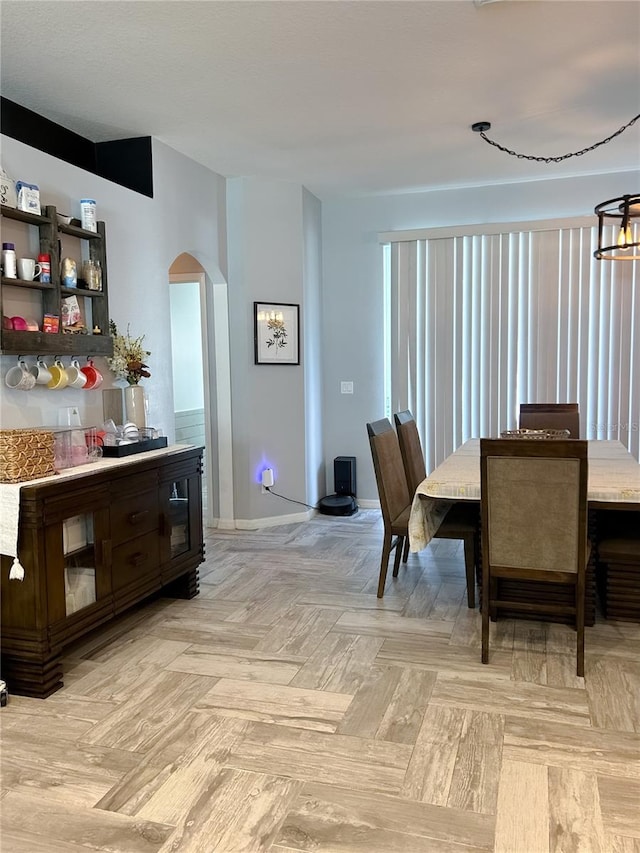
415, 438, 640, 505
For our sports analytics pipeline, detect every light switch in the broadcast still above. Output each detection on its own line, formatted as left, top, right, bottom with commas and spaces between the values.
341, 381, 354, 394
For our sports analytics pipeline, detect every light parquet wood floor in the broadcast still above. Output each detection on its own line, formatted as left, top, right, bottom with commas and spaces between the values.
2, 510, 639, 852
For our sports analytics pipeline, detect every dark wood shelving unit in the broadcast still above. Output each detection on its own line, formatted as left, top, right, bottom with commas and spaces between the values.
1, 203, 112, 356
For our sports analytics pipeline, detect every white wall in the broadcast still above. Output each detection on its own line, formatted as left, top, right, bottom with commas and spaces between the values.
321, 169, 640, 501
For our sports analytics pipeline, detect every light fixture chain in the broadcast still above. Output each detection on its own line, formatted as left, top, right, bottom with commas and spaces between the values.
479, 113, 640, 163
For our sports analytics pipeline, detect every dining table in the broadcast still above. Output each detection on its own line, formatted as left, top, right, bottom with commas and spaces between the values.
408, 438, 640, 625
409, 438, 640, 553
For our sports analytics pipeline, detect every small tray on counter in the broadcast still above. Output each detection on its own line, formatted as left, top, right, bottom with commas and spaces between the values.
101, 437, 168, 457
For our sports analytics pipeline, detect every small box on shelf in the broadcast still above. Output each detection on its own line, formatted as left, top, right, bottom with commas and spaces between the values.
16, 181, 40, 216
43, 314, 60, 333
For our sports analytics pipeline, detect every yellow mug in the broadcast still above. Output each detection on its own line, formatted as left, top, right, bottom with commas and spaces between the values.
47, 358, 69, 389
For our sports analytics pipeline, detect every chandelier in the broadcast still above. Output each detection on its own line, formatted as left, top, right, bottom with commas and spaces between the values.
471, 116, 640, 261
594, 194, 640, 261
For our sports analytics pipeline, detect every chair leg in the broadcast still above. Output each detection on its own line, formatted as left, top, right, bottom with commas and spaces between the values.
576, 579, 585, 678
490, 577, 498, 621
392, 536, 403, 577
463, 534, 476, 609
377, 531, 393, 598
482, 564, 490, 664
402, 535, 410, 563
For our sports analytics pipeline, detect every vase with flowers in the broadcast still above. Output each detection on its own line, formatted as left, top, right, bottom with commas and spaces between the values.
107, 320, 151, 429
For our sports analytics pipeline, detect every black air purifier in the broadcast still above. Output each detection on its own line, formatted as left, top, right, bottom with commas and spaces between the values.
318, 456, 357, 516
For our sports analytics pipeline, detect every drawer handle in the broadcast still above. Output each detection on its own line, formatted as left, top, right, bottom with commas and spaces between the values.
129, 510, 149, 526
130, 551, 147, 567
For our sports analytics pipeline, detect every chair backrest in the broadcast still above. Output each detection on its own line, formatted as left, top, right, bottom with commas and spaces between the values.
519, 403, 580, 438
394, 410, 427, 493
367, 418, 411, 524
480, 438, 588, 576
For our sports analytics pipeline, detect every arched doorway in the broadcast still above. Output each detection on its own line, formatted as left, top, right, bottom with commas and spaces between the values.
169, 254, 234, 529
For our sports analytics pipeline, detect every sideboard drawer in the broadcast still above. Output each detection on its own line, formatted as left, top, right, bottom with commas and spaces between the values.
111, 491, 159, 546
112, 531, 160, 592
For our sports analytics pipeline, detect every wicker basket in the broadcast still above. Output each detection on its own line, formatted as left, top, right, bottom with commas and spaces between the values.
0, 429, 56, 483
500, 428, 571, 440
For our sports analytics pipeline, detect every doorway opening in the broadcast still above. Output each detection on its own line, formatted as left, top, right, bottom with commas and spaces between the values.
169, 274, 209, 515
168, 253, 235, 530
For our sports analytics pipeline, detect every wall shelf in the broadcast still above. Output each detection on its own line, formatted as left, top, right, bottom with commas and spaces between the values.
1, 203, 112, 356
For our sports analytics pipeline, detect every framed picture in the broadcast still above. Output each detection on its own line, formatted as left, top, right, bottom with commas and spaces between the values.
254, 302, 300, 365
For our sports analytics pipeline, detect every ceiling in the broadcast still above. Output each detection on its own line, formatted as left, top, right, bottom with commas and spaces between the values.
1, 1, 639, 200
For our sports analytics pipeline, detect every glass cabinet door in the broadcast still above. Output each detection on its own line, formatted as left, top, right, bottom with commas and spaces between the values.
168, 479, 191, 559
159, 452, 203, 593
62, 513, 97, 616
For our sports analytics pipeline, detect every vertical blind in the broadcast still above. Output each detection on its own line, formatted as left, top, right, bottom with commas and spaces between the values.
386, 221, 638, 472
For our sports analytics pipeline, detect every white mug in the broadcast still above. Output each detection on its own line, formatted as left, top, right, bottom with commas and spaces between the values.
17, 258, 42, 281
5, 359, 36, 391
30, 358, 53, 385
66, 358, 87, 389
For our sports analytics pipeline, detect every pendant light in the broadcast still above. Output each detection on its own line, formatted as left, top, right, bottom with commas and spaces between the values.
594, 194, 640, 261
471, 116, 640, 261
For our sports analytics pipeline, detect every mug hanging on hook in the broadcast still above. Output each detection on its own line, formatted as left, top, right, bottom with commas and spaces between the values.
5, 356, 36, 391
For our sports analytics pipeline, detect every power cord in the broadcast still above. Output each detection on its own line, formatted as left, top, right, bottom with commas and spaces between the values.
264, 486, 318, 510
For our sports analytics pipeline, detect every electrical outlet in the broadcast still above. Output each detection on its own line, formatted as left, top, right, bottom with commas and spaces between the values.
261, 468, 274, 493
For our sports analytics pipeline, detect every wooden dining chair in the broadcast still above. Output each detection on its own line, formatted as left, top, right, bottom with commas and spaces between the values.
480, 438, 589, 676
394, 410, 478, 608
519, 403, 580, 438
367, 418, 412, 598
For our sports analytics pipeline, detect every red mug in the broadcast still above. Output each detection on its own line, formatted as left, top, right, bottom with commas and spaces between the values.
80, 359, 103, 390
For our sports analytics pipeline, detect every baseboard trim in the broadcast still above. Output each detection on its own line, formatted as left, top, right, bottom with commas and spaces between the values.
207, 503, 376, 530
206, 512, 314, 530
209, 518, 236, 530
235, 510, 314, 529
356, 499, 380, 509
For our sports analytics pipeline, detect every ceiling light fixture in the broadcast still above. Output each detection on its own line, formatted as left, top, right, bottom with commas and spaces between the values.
471, 114, 640, 163
471, 117, 640, 261
593, 194, 640, 261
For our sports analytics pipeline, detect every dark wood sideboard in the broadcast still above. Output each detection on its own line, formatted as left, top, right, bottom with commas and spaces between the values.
1, 445, 204, 698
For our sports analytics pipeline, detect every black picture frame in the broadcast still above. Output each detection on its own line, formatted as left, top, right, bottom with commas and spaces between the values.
254, 302, 300, 365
